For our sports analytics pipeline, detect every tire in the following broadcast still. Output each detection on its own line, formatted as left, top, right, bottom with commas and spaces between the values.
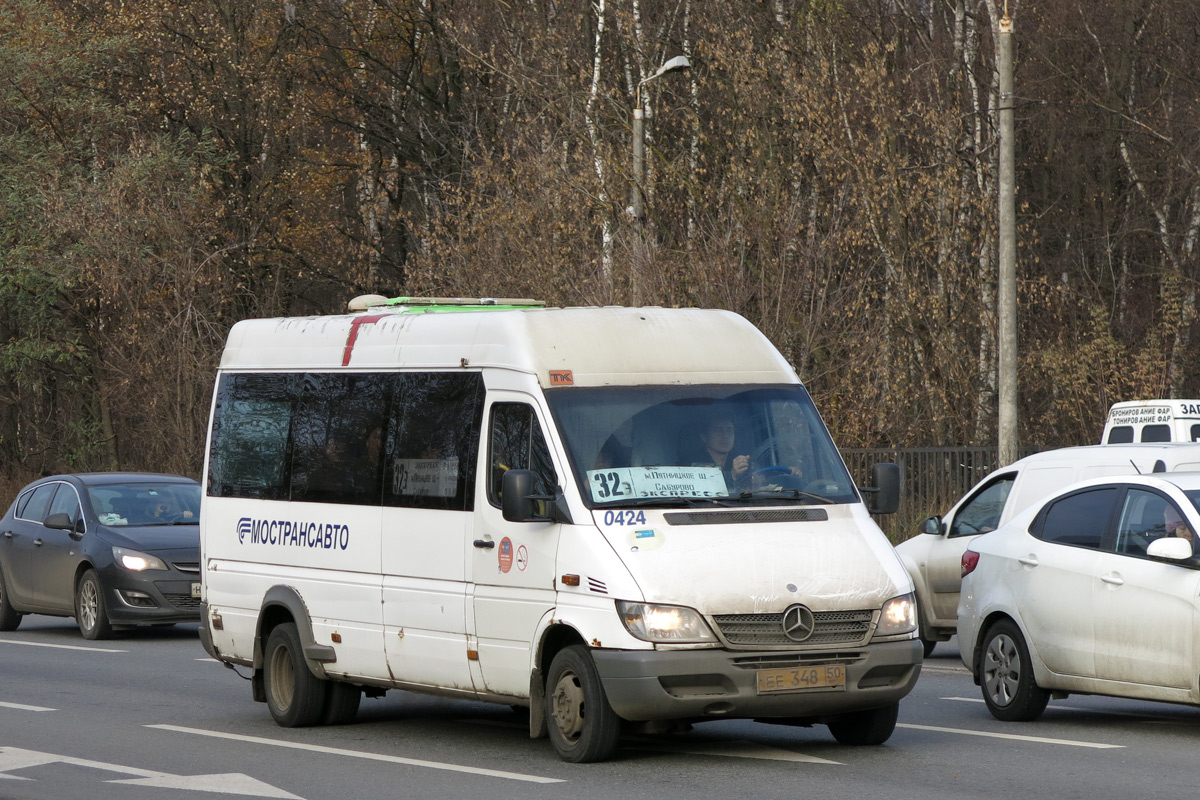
263, 623, 326, 727
319, 681, 361, 726
544, 645, 622, 763
0, 568, 23, 632
827, 702, 899, 745
75, 569, 113, 640
979, 619, 1050, 722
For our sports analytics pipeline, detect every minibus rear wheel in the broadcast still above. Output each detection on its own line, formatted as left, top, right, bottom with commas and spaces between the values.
545, 645, 621, 763
264, 622, 326, 727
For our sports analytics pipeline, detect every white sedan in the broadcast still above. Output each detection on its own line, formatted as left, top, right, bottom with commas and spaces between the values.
958, 472, 1200, 721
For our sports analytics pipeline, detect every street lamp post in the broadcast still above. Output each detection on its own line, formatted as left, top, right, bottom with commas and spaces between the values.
630, 55, 690, 302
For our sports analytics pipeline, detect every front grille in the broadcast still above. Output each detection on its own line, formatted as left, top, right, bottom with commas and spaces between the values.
172, 561, 200, 574
164, 593, 202, 611
713, 609, 874, 647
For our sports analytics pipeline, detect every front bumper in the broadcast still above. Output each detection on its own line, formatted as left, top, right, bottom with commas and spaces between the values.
593, 639, 922, 722
98, 565, 202, 625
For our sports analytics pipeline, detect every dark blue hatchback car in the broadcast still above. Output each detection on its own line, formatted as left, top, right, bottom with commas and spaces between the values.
0, 473, 201, 639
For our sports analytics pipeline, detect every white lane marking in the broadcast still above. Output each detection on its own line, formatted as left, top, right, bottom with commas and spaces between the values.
943, 696, 985, 703
639, 740, 841, 764
0, 747, 301, 798
0, 639, 126, 653
0, 702, 55, 712
897, 723, 1123, 748
148, 724, 565, 784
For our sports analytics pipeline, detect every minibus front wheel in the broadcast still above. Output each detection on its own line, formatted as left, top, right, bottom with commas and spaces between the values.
545, 645, 621, 763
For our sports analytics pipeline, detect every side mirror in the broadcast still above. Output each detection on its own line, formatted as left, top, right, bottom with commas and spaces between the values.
502, 469, 539, 522
862, 462, 900, 515
1147, 537, 1194, 561
44, 513, 84, 536
920, 516, 943, 535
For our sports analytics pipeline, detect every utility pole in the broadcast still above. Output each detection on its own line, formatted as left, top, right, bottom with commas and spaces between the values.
997, 9, 1018, 466
630, 56, 690, 304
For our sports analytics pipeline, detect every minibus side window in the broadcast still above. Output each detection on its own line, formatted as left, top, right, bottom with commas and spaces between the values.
290, 373, 391, 506
488, 403, 557, 508
384, 373, 484, 511
207, 374, 294, 499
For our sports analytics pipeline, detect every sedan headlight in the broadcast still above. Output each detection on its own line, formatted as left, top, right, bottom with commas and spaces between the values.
875, 592, 918, 637
617, 601, 718, 643
113, 547, 168, 572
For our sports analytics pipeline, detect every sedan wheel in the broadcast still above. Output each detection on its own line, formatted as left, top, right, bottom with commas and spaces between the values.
980, 619, 1049, 721
75, 569, 114, 640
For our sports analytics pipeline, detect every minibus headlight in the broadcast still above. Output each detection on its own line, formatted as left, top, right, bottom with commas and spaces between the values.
875, 592, 918, 637
113, 547, 168, 572
617, 601, 717, 643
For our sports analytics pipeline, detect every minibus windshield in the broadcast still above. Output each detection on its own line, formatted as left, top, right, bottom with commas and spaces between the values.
544, 384, 859, 508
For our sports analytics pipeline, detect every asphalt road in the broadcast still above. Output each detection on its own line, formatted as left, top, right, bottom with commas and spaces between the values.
0, 617, 1196, 800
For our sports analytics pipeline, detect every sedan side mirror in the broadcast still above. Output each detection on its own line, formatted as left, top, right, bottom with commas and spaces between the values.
920, 516, 943, 535
1147, 537, 1194, 562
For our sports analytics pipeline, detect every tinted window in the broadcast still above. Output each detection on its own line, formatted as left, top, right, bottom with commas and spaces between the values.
1191, 424, 1200, 442
208, 374, 295, 499
208, 371, 484, 510
949, 474, 1015, 537
384, 373, 484, 511
1141, 424, 1171, 443
290, 373, 390, 506
1037, 488, 1119, 549
17, 484, 58, 523
488, 403, 558, 507
1106, 426, 1134, 444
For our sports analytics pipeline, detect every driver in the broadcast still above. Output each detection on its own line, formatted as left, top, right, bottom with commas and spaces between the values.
695, 411, 750, 487
151, 498, 194, 523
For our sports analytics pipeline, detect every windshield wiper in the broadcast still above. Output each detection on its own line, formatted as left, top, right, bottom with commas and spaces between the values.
734, 488, 835, 504
596, 496, 725, 509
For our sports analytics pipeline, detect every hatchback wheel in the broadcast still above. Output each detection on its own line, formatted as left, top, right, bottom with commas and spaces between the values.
979, 619, 1049, 721
0, 568, 23, 632
75, 569, 113, 640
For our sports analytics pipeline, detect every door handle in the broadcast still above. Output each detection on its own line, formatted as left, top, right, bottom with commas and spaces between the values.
473, 539, 495, 549
33, 539, 43, 547
1, 531, 11, 539
1101, 573, 1124, 586
1017, 555, 1038, 567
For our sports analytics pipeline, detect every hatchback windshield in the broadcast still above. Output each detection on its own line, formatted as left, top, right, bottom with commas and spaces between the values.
545, 384, 858, 508
87, 482, 202, 526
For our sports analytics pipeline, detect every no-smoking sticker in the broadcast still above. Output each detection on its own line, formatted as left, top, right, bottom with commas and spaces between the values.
516, 545, 529, 571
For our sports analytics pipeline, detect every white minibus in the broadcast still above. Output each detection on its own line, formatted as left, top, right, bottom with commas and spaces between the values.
198, 297, 920, 762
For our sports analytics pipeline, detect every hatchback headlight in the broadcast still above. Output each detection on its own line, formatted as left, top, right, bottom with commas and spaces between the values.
113, 547, 168, 572
617, 601, 718, 643
875, 593, 918, 637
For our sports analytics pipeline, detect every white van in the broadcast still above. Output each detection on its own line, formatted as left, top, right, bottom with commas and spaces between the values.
1101, 400, 1200, 443
198, 297, 920, 762
895, 443, 1200, 654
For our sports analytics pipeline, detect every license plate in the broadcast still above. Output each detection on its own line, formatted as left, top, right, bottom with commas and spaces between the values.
191, 582, 202, 598
756, 664, 846, 694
